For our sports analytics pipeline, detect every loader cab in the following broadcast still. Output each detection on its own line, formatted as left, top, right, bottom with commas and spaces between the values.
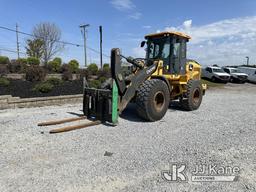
143, 32, 191, 75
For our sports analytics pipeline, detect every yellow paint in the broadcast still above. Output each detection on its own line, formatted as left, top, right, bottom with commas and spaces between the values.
149, 60, 206, 98
145, 31, 191, 39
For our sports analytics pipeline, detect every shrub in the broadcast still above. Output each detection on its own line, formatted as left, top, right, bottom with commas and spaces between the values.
46, 77, 62, 86
0, 77, 10, 86
47, 57, 62, 72
27, 57, 40, 65
47, 60, 61, 72
17, 58, 27, 65
68, 59, 79, 73
103, 63, 110, 71
8, 62, 21, 73
89, 79, 101, 88
78, 68, 89, 79
8, 59, 28, 73
53, 57, 62, 65
33, 82, 53, 93
62, 70, 73, 81
25, 66, 46, 82
99, 76, 107, 83
0, 56, 10, 64
0, 65, 8, 75
87, 63, 98, 75
60, 64, 69, 73
97, 69, 111, 79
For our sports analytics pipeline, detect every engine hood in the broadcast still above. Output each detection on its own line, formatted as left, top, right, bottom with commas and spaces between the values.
214, 72, 230, 76
231, 72, 248, 77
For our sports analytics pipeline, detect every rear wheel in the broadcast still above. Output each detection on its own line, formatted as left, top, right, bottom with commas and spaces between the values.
136, 79, 170, 121
180, 80, 203, 111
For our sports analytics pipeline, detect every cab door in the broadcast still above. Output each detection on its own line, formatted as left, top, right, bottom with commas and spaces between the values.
169, 37, 187, 75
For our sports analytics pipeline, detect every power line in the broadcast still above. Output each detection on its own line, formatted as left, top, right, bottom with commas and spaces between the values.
0, 25, 81, 47
0, 25, 110, 58
0, 48, 26, 55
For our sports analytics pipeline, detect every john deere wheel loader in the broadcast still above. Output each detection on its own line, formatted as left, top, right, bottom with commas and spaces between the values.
83, 31, 206, 124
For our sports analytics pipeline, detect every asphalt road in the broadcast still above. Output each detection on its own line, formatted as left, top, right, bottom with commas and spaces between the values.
0, 83, 255, 192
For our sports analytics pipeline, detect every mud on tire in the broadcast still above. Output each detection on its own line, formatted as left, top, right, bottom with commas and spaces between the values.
180, 80, 203, 111
135, 79, 170, 121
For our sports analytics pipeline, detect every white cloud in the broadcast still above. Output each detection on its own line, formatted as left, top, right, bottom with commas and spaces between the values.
183, 19, 192, 29
132, 47, 146, 58
142, 25, 152, 29
110, 0, 135, 11
110, 0, 142, 20
129, 12, 142, 20
161, 16, 256, 65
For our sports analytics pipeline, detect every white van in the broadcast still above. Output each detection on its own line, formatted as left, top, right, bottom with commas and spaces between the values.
237, 67, 256, 83
202, 66, 230, 83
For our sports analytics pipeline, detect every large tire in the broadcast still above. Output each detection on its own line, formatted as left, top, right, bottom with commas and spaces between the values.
136, 79, 170, 121
180, 80, 203, 111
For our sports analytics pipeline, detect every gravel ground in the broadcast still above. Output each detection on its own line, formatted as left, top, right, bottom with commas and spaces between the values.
0, 83, 255, 192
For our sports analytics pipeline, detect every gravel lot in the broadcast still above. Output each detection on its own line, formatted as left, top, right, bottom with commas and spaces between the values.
0, 83, 255, 192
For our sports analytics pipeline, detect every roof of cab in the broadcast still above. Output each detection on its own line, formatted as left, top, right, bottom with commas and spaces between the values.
145, 31, 191, 39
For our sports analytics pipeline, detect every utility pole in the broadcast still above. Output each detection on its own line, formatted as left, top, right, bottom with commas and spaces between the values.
79, 24, 90, 68
16, 23, 20, 59
99, 26, 103, 69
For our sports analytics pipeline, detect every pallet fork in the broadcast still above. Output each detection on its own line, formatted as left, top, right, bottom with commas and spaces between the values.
37, 79, 119, 133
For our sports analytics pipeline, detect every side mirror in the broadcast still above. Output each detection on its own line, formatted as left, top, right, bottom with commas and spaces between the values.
140, 41, 146, 48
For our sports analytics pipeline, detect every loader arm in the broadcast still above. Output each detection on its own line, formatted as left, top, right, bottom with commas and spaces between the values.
110, 48, 158, 112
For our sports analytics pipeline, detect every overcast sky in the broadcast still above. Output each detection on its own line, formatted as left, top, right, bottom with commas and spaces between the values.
0, 0, 256, 66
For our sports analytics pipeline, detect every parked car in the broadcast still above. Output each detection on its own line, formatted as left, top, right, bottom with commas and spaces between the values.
222, 67, 248, 83
202, 66, 230, 83
237, 67, 256, 84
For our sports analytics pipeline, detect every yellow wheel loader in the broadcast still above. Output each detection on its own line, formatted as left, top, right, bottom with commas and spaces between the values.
83, 31, 206, 124
39, 31, 207, 133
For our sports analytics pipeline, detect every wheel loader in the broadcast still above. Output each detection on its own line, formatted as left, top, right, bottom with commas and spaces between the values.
83, 31, 206, 124
38, 31, 206, 133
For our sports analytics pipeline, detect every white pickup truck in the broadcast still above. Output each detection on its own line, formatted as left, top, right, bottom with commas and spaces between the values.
237, 67, 256, 83
222, 67, 248, 83
202, 66, 230, 83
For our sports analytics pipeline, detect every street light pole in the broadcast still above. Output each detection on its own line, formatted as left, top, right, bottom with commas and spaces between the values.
80, 24, 90, 68
246, 56, 249, 66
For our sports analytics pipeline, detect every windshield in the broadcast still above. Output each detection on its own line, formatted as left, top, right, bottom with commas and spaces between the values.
213, 68, 224, 72
147, 37, 170, 60
230, 69, 239, 73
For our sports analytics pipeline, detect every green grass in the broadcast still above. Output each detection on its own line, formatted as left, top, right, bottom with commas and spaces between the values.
0, 77, 10, 87
201, 79, 224, 88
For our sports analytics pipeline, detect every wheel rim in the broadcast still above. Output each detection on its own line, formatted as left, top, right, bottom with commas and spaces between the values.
153, 91, 165, 112
192, 88, 200, 105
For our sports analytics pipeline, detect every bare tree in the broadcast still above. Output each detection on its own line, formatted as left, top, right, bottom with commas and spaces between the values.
32, 22, 64, 65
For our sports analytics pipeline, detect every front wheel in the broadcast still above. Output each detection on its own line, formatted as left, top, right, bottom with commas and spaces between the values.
180, 80, 203, 111
136, 79, 170, 121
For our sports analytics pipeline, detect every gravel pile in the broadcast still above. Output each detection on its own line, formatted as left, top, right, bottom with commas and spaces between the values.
0, 83, 255, 192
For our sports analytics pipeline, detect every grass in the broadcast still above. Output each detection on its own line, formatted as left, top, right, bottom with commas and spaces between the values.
201, 79, 225, 88
0, 77, 10, 87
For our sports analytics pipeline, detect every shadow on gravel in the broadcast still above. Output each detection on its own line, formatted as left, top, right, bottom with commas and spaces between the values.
120, 103, 147, 122
169, 101, 188, 112
120, 101, 188, 122
67, 112, 84, 117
